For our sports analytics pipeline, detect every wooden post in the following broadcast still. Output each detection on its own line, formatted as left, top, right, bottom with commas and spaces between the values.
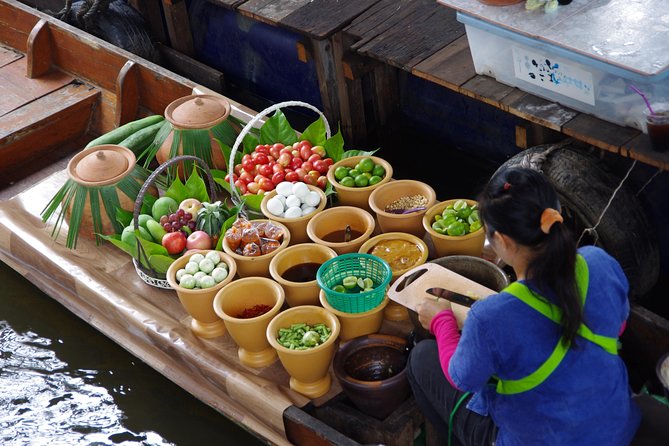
115, 60, 140, 127
162, 0, 195, 57
26, 19, 52, 78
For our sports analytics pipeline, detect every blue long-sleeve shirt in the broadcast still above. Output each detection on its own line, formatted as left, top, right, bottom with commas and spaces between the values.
448, 245, 641, 445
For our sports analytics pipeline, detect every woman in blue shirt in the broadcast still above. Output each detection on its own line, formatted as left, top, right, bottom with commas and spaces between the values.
408, 167, 640, 446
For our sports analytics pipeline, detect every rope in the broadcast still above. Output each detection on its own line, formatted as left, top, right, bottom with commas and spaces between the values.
576, 160, 637, 246
448, 391, 471, 446
635, 167, 663, 197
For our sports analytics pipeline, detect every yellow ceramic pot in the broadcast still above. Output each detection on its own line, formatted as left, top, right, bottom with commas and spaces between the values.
423, 199, 486, 258
368, 179, 437, 238
166, 250, 237, 338
326, 155, 393, 212
266, 305, 341, 398
260, 184, 327, 245
319, 290, 387, 341
213, 277, 285, 368
269, 243, 338, 307
221, 219, 291, 278
358, 231, 430, 321
306, 206, 376, 255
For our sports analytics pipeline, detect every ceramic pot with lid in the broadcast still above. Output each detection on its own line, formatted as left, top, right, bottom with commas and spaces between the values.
157, 94, 232, 172
66, 144, 142, 240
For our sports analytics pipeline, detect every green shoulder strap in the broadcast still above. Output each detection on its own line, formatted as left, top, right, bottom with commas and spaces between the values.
496, 255, 618, 395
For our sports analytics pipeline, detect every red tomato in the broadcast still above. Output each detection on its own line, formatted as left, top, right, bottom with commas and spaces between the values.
300, 146, 313, 160
295, 168, 307, 180
246, 182, 260, 194
267, 155, 275, 164
254, 174, 267, 184
239, 171, 254, 184
241, 157, 255, 172
272, 163, 285, 174
317, 175, 328, 190
258, 177, 274, 192
312, 159, 328, 174
271, 171, 285, 185
301, 161, 313, 172
290, 157, 303, 170
291, 149, 300, 159
285, 171, 299, 182
234, 163, 242, 176
272, 143, 285, 151
323, 157, 334, 167
255, 145, 269, 155
269, 145, 281, 159
299, 140, 312, 150
303, 174, 316, 185
224, 173, 238, 183
311, 145, 326, 157
307, 153, 321, 164
234, 179, 248, 194
278, 152, 292, 167
280, 147, 292, 155
253, 153, 269, 165
258, 163, 273, 177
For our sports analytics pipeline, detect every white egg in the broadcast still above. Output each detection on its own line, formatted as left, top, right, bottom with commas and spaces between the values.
301, 206, 316, 217
285, 194, 302, 208
266, 197, 284, 216
292, 182, 309, 198
284, 206, 303, 219
276, 194, 287, 206
304, 190, 321, 207
276, 181, 294, 197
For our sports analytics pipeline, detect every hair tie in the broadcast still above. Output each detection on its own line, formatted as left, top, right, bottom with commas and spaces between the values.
503, 182, 511, 191
540, 208, 563, 234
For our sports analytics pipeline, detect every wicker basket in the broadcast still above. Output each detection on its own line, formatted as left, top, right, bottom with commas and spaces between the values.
317, 253, 392, 314
226, 100, 331, 217
132, 155, 217, 289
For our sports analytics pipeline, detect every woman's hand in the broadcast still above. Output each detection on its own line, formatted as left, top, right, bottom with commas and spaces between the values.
415, 297, 452, 331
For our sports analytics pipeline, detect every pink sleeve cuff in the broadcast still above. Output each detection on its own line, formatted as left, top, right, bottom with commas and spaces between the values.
430, 309, 462, 390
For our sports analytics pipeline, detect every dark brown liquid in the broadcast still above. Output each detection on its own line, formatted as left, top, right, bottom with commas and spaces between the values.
322, 228, 363, 243
647, 120, 669, 152
345, 346, 407, 381
282, 262, 321, 283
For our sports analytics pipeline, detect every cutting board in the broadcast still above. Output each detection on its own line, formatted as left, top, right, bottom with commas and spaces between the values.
387, 262, 497, 327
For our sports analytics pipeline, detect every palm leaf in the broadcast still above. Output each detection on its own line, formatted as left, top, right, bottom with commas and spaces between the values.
211, 120, 238, 147
89, 188, 104, 245
100, 186, 122, 234
139, 120, 172, 168
66, 185, 89, 249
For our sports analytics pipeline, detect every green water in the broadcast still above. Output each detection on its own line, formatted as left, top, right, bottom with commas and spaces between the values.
0, 260, 267, 446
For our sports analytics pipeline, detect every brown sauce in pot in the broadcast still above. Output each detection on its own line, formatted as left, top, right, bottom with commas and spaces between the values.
369, 239, 422, 272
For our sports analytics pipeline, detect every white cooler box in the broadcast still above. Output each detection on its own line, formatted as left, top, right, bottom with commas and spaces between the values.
458, 12, 669, 132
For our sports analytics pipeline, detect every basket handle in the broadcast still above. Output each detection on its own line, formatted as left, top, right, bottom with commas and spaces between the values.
227, 100, 331, 209
132, 155, 216, 274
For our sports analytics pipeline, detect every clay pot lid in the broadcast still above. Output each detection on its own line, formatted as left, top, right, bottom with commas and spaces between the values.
67, 145, 136, 186
164, 94, 232, 129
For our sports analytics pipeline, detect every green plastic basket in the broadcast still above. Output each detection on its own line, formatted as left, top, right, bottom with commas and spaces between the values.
317, 253, 392, 314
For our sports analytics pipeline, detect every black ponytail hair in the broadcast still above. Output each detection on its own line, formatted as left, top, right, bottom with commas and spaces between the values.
478, 167, 581, 345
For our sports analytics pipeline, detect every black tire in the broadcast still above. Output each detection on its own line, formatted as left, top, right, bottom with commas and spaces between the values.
496, 141, 659, 302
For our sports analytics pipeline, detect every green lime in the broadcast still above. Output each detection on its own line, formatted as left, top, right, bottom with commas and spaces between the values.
372, 164, 386, 177
468, 210, 480, 224
446, 221, 466, 236
358, 157, 375, 173
354, 174, 369, 187
342, 276, 358, 289
453, 200, 468, 211
334, 166, 350, 181
441, 214, 457, 226
442, 208, 457, 218
348, 168, 361, 178
362, 277, 374, 289
368, 175, 382, 186
457, 206, 473, 220
333, 284, 346, 293
340, 176, 356, 188
356, 277, 366, 289
431, 220, 446, 234
470, 220, 482, 232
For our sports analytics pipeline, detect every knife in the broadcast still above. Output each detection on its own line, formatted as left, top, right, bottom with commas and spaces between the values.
427, 287, 478, 308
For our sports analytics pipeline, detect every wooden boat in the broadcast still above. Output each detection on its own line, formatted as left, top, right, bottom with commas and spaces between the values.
1, 1, 668, 444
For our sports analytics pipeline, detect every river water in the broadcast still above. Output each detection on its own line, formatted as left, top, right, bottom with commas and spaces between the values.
0, 261, 266, 446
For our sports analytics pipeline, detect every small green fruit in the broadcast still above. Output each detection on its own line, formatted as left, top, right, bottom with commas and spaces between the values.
151, 196, 178, 221
146, 219, 168, 243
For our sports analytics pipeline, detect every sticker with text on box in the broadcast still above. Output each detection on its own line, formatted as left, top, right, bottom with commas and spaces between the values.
512, 46, 595, 106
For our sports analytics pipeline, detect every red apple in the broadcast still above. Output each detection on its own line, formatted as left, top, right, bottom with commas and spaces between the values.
162, 231, 186, 255
186, 231, 212, 251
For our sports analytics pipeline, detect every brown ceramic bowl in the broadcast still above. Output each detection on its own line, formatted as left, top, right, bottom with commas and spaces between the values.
221, 219, 291, 278
306, 206, 376, 255
260, 184, 327, 245
266, 305, 341, 399
269, 243, 338, 307
368, 179, 437, 238
326, 155, 393, 212
333, 334, 411, 420
422, 199, 486, 258
166, 250, 237, 338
